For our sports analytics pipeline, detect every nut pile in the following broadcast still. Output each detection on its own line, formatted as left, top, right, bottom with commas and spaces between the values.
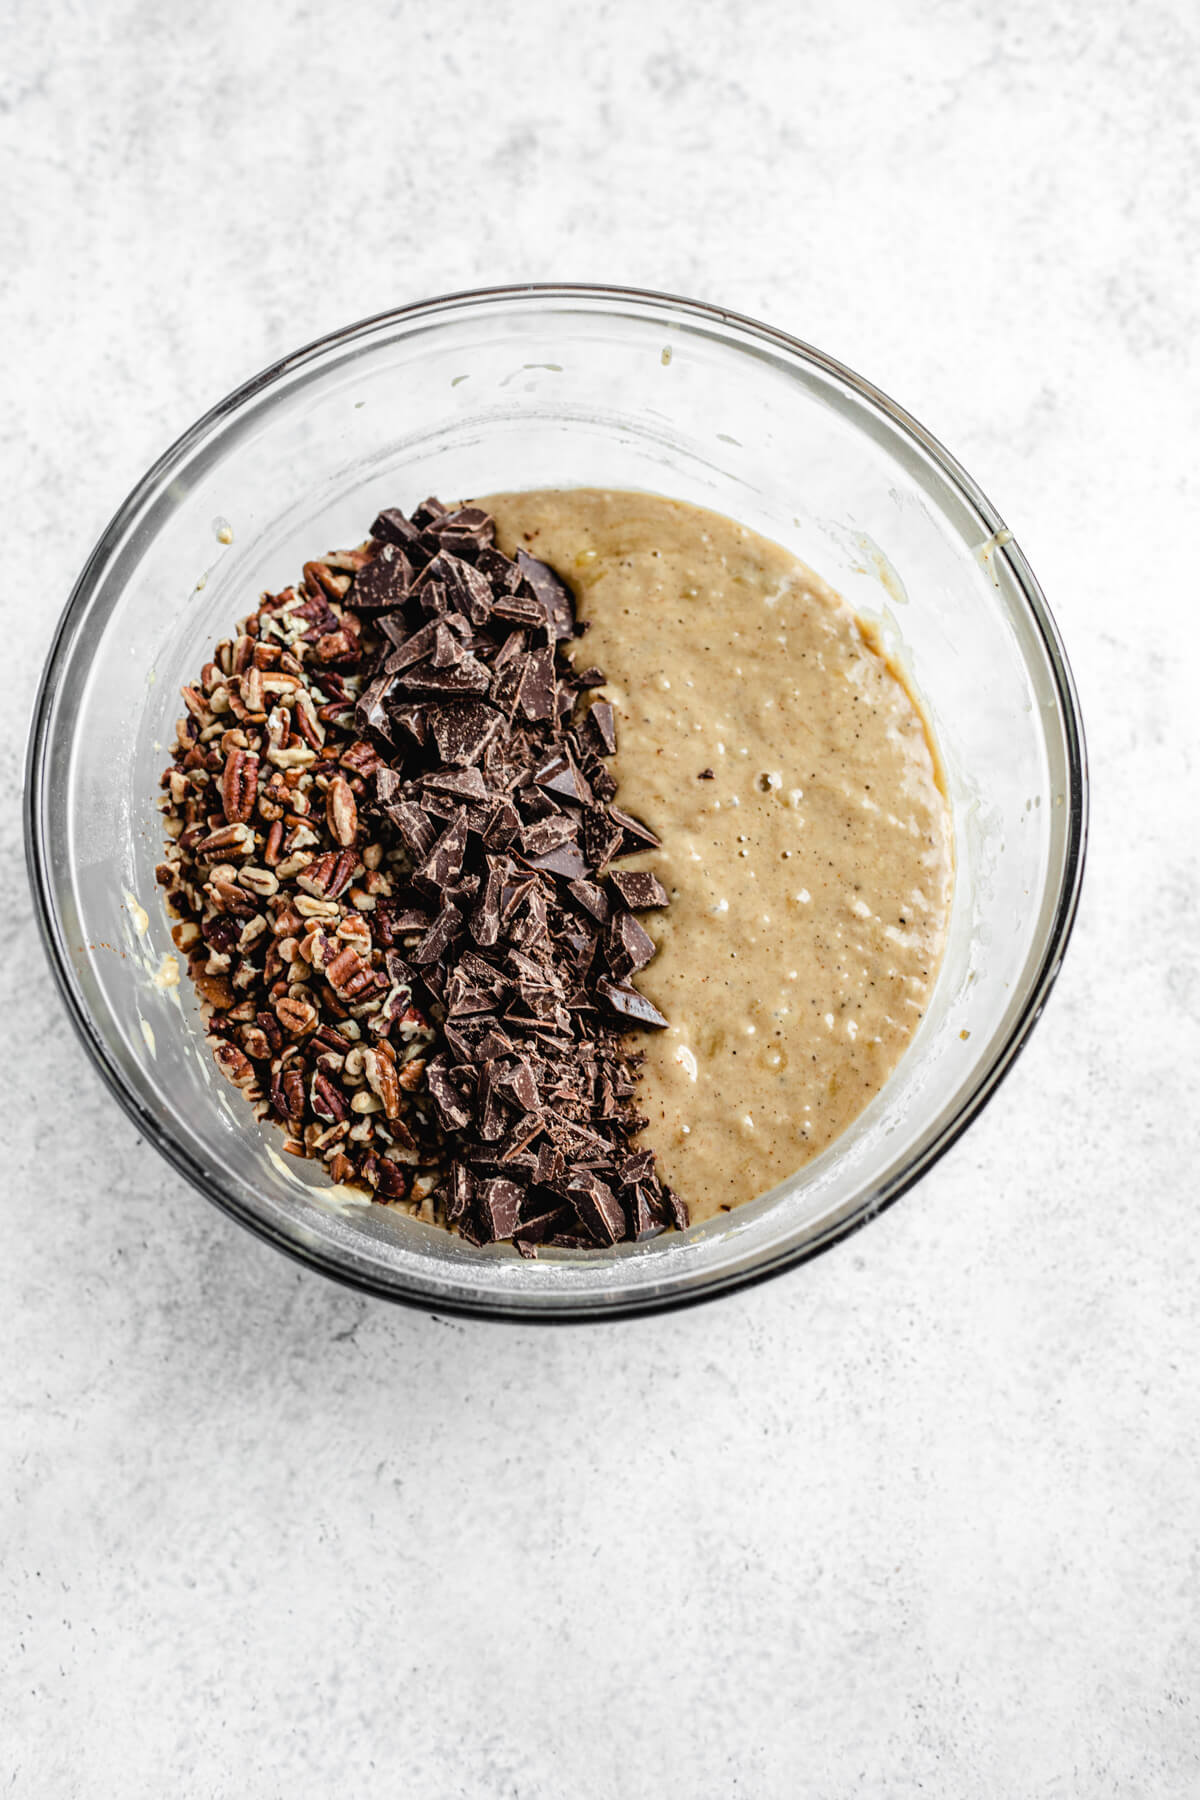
156, 498, 685, 1250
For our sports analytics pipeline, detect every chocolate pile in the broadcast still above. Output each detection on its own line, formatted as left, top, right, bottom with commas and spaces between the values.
157, 498, 684, 1252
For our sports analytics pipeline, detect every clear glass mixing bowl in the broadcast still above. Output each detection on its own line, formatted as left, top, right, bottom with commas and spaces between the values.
25, 285, 1087, 1320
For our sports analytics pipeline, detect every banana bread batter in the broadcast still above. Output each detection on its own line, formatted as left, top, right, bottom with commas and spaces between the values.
484, 488, 953, 1222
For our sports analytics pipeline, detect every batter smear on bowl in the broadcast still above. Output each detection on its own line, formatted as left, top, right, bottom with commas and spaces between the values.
156, 489, 952, 1246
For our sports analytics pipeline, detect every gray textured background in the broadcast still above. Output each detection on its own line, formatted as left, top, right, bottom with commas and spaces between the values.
4, 1, 1198, 1794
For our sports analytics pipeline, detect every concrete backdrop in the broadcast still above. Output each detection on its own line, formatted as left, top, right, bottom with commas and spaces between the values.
4, 1, 1197, 1794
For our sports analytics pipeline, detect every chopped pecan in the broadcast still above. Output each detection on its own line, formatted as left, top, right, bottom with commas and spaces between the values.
339, 738, 383, 778
325, 945, 374, 1001
310, 1070, 351, 1123
220, 749, 259, 823
296, 849, 358, 900
325, 774, 357, 848
194, 822, 254, 860
193, 970, 235, 1008
275, 993, 319, 1036
213, 1042, 256, 1088
363, 1044, 402, 1118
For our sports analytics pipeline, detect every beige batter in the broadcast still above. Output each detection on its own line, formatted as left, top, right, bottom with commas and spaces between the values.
484, 489, 953, 1223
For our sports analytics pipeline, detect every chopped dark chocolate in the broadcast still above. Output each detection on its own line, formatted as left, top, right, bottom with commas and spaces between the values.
608, 870, 670, 910
351, 541, 413, 609
567, 878, 610, 922
605, 911, 657, 978
516, 647, 557, 722
515, 548, 577, 640
608, 806, 661, 853
422, 767, 490, 801
371, 506, 422, 551
596, 977, 670, 1030
478, 1177, 522, 1240
579, 699, 618, 757
429, 702, 502, 767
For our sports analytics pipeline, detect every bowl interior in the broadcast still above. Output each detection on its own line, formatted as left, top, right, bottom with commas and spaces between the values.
29, 290, 1083, 1316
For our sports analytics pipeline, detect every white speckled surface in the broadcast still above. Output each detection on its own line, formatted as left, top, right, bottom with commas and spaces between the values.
4, 2, 1198, 1793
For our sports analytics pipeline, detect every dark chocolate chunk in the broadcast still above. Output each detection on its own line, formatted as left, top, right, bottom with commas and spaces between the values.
608, 806, 661, 854
496, 1056, 539, 1113
385, 904, 433, 932
579, 699, 617, 757
482, 799, 521, 851
516, 647, 557, 722
534, 750, 593, 806
382, 799, 436, 860
429, 702, 502, 767
523, 841, 588, 881
356, 673, 398, 743
425, 1057, 472, 1131
491, 591, 546, 629
382, 619, 443, 674
477, 546, 523, 592
697, 767, 715, 779
396, 651, 491, 697
410, 496, 448, 528
387, 701, 429, 747
445, 1160, 476, 1228
371, 507, 421, 550
414, 812, 468, 894
617, 1149, 654, 1185
582, 806, 625, 872
607, 870, 669, 910
499, 1113, 545, 1161
351, 541, 413, 609
605, 911, 657, 978
595, 977, 669, 1030
421, 767, 490, 801
664, 1188, 689, 1233
629, 1186, 666, 1240
410, 902, 464, 965
468, 867, 504, 946
426, 507, 495, 562
477, 1177, 522, 1241
416, 550, 495, 626
515, 549, 576, 640
568, 878, 610, 922
519, 814, 577, 858
569, 1171, 625, 1246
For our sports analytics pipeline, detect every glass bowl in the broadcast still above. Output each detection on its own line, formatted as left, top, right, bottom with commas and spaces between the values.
25, 285, 1087, 1321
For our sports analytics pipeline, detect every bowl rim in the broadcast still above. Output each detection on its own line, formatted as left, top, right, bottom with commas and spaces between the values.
24, 281, 1089, 1323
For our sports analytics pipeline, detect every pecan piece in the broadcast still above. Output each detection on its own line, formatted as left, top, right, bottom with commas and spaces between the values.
339, 739, 383, 778
363, 1044, 402, 1119
310, 1071, 350, 1123
275, 993, 319, 1036
325, 774, 358, 848
325, 945, 376, 1001
193, 970, 235, 1009
194, 822, 255, 860
292, 688, 326, 750
361, 1150, 409, 1202
240, 1024, 273, 1061
270, 1063, 306, 1124
220, 749, 260, 823
213, 1042, 256, 1089
296, 849, 358, 900
262, 819, 285, 865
